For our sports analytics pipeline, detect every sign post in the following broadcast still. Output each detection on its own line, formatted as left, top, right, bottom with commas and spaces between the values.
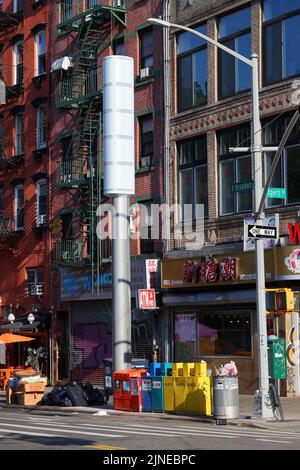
247, 225, 277, 240
138, 289, 157, 310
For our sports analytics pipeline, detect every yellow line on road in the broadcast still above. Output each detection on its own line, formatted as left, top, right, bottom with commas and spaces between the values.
86, 444, 128, 450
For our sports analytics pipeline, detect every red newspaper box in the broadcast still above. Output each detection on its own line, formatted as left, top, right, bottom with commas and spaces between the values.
113, 369, 148, 412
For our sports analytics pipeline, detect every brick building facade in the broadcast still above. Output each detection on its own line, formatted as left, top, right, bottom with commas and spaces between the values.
160, 0, 300, 395
0, 0, 52, 376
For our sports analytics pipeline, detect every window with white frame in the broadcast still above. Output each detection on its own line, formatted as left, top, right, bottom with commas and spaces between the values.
35, 30, 46, 76
26, 268, 44, 296
179, 135, 208, 219
37, 105, 46, 149
15, 112, 24, 155
36, 179, 47, 226
140, 28, 153, 70
264, 113, 300, 206
14, 41, 23, 86
13, 0, 23, 13
14, 184, 24, 230
139, 114, 153, 167
219, 125, 252, 215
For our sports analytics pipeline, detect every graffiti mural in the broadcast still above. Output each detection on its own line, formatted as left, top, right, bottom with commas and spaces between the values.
74, 323, 112, 369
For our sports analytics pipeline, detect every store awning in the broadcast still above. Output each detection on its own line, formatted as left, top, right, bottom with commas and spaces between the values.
162, 289, 256, 306
51, 56, 72, 72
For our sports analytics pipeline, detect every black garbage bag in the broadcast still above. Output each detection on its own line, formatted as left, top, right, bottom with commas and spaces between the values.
41, 387, 73, 407
65, 383, 88, 406
81, 382, 107, 406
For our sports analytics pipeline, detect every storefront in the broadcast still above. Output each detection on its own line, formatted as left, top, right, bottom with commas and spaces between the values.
57, 258, 157, 386
161, 246, 300, 396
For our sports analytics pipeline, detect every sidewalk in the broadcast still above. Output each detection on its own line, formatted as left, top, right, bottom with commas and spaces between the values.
1, 389, 300, 431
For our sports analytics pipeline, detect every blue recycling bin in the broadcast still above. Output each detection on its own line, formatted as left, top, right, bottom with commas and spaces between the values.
150, 363, 161, 377
141, 376, 152, 412
152, 377, 164, 412
161, 363, 172, 376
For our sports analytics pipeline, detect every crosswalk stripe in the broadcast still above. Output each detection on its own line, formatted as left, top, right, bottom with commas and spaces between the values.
81, 423, 238, 439
256, 438, 292, 444
121, 422, 300, 438
0, 428, 62, 438
0, 423, 124, 439
86, 444, 128, 450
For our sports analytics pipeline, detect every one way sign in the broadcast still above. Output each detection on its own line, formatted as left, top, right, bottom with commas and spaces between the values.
247, 224, 277, 239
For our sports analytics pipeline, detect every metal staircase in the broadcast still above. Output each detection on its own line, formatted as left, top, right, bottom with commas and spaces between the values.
54, 1, 125, 289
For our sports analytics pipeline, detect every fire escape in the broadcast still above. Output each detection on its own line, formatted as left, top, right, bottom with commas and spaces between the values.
53, 1, 126, 289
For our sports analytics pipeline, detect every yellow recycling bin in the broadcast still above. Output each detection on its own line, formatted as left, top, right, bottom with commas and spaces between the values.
172, 362, 184, 377
183, 363, 195, 377
185, 376, 212, 416
163, 377, 175, 412
194, 361, 207, 378
174, 376, 187, 413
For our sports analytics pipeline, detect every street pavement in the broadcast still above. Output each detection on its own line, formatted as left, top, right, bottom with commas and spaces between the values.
1, 407, 300, 450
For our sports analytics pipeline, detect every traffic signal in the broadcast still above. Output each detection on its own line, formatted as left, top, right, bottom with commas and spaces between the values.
265, 288, 299, 312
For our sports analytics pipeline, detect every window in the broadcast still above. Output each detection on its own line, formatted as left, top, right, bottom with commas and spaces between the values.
219, 8, 251, 99
15, 112, 24, 155
27, 268, 44, 296
14, 184, 24, 230
178, 135, 208, 219
139, 115, 153, 167
36, 180, 47, 226
61, 136, 73, 160
264, 113, 300, 206
177, 24, 207, 112
219, 125, 252, 215
36, 31, 46, 76
263, 0, 300, 85
61, 213, 73, 239
140, 28, 153, 70
174, 310, 252, 361
114, 38, 125, 56
13, 0, 23, 13
37, 105, 46, 149
139, 202, 155, 254
14, 41, 23, 86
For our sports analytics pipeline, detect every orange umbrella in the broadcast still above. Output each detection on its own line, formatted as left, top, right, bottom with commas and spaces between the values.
0, 333, 35, 344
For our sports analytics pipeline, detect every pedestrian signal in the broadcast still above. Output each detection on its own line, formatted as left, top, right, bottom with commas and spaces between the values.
265, 288, 299, 312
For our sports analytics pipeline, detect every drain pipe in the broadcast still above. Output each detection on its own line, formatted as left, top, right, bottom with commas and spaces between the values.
162, 0, 170, 256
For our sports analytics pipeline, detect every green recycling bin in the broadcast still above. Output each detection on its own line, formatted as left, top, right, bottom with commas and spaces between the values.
267, 338, 287, 380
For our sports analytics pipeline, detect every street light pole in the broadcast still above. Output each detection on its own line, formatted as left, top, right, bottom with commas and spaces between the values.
148, 18, 272, 418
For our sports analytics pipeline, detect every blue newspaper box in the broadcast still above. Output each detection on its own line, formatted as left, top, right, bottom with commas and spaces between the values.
161, 363, 172, 376
152, 377, 164, 412
141, 376, 152, 412
150, 363, 161, 377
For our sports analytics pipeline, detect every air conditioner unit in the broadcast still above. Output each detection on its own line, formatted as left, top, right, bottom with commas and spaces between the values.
37, 214, 47, 226
141, 156, 151, 167
140, 67, 152, 80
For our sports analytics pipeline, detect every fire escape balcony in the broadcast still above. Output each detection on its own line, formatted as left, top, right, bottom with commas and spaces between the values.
55, 68, 100, 109
56, 0, 126, 32
0, 137, 24, 169
0, 1, 24, 29
0, 216, 13, 240
55, 158, 88, 189
52, 237, 90, 266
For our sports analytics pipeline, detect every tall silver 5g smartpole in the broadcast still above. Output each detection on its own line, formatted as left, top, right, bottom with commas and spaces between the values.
103, 56, 135, 372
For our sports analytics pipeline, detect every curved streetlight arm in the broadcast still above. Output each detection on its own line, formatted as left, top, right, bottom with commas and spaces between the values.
147, 18, 253, 67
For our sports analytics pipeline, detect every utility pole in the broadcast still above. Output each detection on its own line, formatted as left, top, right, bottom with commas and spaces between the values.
103, 56, 135, 372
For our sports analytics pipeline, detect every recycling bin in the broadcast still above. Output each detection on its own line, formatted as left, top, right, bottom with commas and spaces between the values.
268, 338, 287, 379
152, 377, 164, 412
213, 376, 239, 419
141, 376, 152, 412
113, 369, 147, 412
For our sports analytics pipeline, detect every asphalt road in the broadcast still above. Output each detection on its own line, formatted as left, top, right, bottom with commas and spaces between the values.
0, 408, 300, 451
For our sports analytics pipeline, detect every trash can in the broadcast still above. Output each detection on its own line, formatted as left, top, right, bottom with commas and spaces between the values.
213, 376, 239, 420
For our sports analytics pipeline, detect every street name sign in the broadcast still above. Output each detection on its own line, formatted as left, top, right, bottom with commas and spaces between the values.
266, 187, 287, 199
232, 181, 254, 192
247, 224, 277, 239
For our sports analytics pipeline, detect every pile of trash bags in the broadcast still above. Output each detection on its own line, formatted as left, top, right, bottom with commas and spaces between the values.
41, 381, 108, 408
214, 361, 238, 377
